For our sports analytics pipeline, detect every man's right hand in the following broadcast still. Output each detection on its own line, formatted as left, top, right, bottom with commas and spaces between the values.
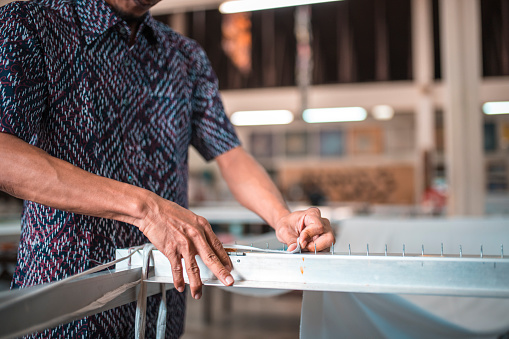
0, 132, 233, 300
137, 194, 234, 299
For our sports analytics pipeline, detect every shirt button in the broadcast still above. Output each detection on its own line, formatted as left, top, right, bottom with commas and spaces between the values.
124, 59, 129, 67
122, 99, 129, 106
119, 27, 127, 35
127, 175, 133, 184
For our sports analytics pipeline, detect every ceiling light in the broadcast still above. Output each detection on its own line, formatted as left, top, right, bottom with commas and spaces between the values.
231, 110, 294, 126
219, 0, 342, 14
372, 105, 394, 120
303, 107, 367, 123
483, 101, 509, 115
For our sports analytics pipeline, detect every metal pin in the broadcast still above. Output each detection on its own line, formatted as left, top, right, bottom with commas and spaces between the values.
128, 247, 132, 266
385, 244, 387, 256
348, 244, 351, 255
441, 243, 444, 256
480, 245, 483, 258
235, 241, 237, 245
421, 245, 424, 256
460, 245, 463, 258
266, 243, 269, 249
314, 243, 317, 255
402, 244, 405, 257
331, 242, 335, 255
250, 243, 253, 247
502, 245, 504, 258
366, 244, 369, 256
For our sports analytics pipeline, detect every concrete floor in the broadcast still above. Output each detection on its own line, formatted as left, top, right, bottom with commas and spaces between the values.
183, 287, 302, 339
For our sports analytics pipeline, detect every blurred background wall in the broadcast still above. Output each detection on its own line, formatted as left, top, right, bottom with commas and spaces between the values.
0, 0, 508, 217
151, 0, 509, 216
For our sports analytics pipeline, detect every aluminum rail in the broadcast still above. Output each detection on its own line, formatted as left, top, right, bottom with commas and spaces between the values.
0, 267, 170, 339
1, 247, 508, 339
0, 220, 21, 244
117, 248, 509, 298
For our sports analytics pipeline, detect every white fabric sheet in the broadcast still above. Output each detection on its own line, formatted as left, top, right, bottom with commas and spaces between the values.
300, 217, 509, 339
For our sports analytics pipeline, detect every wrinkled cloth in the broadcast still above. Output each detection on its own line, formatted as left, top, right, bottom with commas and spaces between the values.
300, 218, 509, 339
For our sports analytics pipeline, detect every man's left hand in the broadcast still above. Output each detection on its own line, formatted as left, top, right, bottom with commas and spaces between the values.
274, 207, 335, 252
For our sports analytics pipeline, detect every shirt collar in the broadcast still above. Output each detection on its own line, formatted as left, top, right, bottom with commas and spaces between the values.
143, 14, 165, 46
75, 0, 159, 45
75, 0, 120, 45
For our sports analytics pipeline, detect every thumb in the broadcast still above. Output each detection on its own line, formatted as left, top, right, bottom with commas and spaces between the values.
287, 242, 298, 252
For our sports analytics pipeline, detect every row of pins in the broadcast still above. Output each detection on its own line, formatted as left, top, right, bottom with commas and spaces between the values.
230, 241, 505, 258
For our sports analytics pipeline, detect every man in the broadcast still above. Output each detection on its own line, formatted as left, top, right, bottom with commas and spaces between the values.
0, 0, 334, 337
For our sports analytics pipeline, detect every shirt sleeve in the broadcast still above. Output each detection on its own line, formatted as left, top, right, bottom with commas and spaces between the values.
0, 2, 47, 144
189, 46, 241, 161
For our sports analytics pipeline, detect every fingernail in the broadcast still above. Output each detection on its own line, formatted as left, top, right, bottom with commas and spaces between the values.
226, 275, 234, 285
194, 292, 202, 300
177, 286, 184, 293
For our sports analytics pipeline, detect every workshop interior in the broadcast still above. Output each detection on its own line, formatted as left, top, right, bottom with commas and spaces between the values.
0, 0, 508, 338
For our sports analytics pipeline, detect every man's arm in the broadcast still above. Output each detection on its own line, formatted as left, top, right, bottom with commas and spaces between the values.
0, 132, 234, 299
216, 146, 335, 252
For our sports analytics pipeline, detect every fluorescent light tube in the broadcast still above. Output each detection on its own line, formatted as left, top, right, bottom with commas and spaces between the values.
482, 101, 509, 115
372, 105, 394, 120
231, 110, 294, 126
219, 0, 342, 14
303, 107, 367, 123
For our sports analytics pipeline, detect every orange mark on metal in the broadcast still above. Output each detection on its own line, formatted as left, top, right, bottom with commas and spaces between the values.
302, 257, 305, 262
300, 266, 304, 274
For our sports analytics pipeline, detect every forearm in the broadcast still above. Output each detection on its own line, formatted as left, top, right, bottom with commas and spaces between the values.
216, 147, 290, 228
0, 132, 150, 226
0, 132, 235, 295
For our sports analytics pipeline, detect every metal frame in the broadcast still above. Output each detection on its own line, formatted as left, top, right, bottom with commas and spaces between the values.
1, 246, 508, 339
117, 248, 509, 298
0, 267, 169, 339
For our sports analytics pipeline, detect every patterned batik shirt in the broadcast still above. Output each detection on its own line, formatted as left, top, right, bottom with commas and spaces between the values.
0, 0, 240, 337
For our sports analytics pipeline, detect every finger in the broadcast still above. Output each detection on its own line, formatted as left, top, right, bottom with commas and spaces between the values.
300, 215, 335, 250
204, 227, 233, 271
306, 207, 322, 219
305, 231, 335, 252
194, 241, 234, 287
320, 218, 332, 235
168, 252, 185, 293
186, 220, 234, 287
304, 219, 335, 251
183, 254, 203, 300
287, 242, 298, 252
276, 225, 299, 252
299, 215, 325, 249
295, 208, 321, 233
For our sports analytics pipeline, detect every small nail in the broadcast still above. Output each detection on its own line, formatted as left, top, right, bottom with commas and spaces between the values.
177, 286, 184, 293
194, 292, 202, 300
226, 275, 234, 285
